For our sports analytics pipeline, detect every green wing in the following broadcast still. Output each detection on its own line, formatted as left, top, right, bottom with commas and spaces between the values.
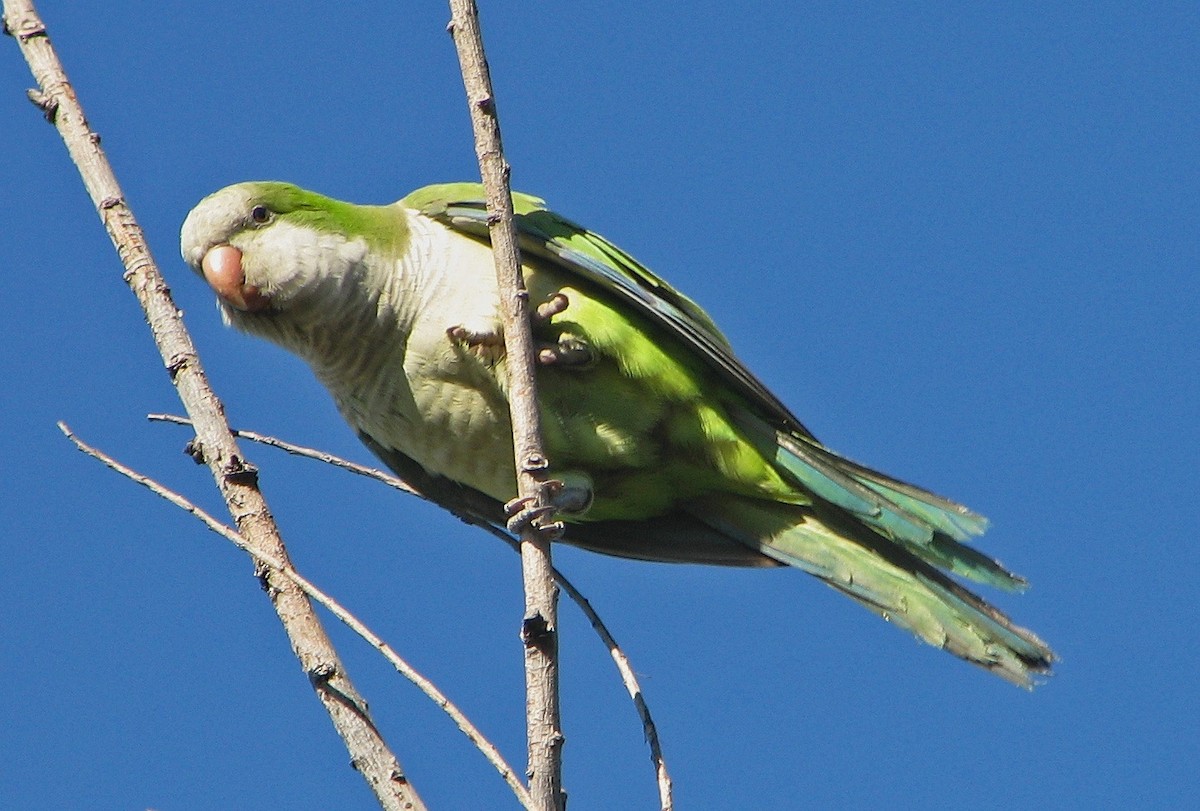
400, 184, 1051, 684
402, 184, 1018, 591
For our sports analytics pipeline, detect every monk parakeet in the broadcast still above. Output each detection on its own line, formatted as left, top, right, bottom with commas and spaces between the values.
181, 181, 1054, 686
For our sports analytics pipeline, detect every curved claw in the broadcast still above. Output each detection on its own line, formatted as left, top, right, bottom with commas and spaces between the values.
504, 496, 565, 540
503, 474, 593, 539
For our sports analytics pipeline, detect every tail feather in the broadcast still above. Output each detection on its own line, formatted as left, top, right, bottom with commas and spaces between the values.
922, 533, 1028, 593
688, 494, 1054, 687
774, 432, 1026, 592
800, 440, 990, 541
735, 411, 1018, 594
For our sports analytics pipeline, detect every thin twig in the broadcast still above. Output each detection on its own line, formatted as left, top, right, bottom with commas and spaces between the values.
3, 4, 423, 808
446, 3, 564, 809
59, 422, 533, 811
148, 413, 424, 499
150, 413, 674, 810
551, 578, 674, 810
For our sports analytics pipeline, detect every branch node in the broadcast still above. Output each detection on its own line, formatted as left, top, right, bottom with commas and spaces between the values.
308, 661, 337, 685
475, 95, 495, 114
254, 559, 281, 596
165, 351, 190, 381
521, 612, 555, 651
99, 195, 122, 211
522, 452, 549, 473
183, 438, 206, 465
222, 454, 259, 485
25, 87, 57, 122
9, 17, 46, 42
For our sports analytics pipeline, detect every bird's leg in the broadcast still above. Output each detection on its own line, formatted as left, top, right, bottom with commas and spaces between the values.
546, 472, 594, 514
504, 472, 594, 538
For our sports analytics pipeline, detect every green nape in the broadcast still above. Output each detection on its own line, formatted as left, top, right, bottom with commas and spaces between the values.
243, 181, 410, 256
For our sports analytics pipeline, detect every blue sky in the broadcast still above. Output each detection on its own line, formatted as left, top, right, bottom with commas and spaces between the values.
3, 2, 1197, 809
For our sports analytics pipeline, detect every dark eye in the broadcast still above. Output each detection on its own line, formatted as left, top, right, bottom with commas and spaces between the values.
250, 205, 271, 224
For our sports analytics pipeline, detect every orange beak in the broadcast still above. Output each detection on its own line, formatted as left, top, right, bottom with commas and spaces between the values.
201, 244, 270, 312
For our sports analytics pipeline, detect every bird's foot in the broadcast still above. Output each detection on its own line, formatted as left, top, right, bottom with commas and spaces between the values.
537, 335, 595, 368
533, 292, 570, 324
504, 496, 564, 540
449, 294, 590, 367
533, 293, 594, 368
447, 322, 507, 366
446, 323, 504, 348
503, 474, 594, 538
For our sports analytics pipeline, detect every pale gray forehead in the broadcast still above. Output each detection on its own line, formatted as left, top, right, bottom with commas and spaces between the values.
180, 185, 256, 266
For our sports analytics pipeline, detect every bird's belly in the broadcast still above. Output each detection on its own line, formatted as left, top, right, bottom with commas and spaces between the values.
407, 374, 518, 499
334, 344, 519, 503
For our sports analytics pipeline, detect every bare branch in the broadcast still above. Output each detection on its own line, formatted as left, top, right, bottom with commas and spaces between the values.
551, 577, 674, 810
59, 422, 533, 810
60, 421, 249, 548
3, 3, 423, 807
155, 413, 674, 810
148, 413, 424, 499
446, 3, 564, 808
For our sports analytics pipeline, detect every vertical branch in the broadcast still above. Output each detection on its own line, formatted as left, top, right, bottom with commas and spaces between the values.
445, 3, 564, 810
2, 4, 425, 809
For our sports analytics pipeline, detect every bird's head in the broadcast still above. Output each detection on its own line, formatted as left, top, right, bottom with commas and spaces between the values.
181, 182, 410, 330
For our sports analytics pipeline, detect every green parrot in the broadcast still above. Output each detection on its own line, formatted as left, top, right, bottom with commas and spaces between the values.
181, 181, 1054, 686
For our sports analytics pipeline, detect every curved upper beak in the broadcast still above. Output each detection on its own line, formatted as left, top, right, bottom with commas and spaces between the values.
200, 244, 270, 312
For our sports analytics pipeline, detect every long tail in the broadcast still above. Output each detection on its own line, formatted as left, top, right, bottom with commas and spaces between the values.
688, 494, 1055, 687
